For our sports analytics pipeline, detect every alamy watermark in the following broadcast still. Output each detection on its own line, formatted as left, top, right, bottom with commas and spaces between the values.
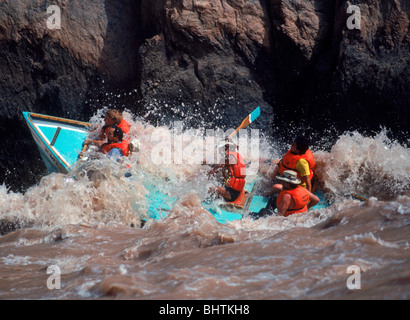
347, 5, 361, 30
47, 5, 61, 30
45, 3, 361, 32
46, 265, 61, 290
346, 265, 361, 290
282, 1, 362, 30
46, 264, 362, 293
149, 123, 260, 175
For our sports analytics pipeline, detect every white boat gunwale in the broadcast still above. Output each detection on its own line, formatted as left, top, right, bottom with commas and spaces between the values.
23, 112, 90, 173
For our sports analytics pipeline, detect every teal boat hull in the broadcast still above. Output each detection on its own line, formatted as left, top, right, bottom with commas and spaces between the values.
144, 179, 331, 225
24, 112, 331, 224
23, 112, 90, 173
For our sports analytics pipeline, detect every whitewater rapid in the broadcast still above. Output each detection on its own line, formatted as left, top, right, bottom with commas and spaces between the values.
0, 109, 409, 300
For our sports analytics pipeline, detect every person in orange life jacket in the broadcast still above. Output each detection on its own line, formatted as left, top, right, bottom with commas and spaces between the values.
268, 136, 316, 194
208, 140, 246, 202
100, 125, 129, 158
276, 170, 319, 217
85, 109, 131, 148
103, 109, 130, 137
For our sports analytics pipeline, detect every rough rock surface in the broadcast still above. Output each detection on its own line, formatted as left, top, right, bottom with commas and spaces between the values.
0, 0, 140, 190
138, 0, 275, 127
0, 0, 409, 190
138, 0, 409, 133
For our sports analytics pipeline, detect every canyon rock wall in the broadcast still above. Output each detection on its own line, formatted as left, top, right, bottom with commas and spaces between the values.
0, 0, 408, 190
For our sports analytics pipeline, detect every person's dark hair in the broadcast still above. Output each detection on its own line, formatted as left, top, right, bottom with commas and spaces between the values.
295, 136, 309, 154
106, 109, 122, 125
111, 125, 123, 141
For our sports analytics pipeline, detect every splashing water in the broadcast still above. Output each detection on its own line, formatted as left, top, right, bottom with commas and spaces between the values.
314, 129, 410, 201
0, 105, 409, 300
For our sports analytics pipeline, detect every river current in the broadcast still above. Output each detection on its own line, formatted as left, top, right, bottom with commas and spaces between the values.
0, 108, 409, 301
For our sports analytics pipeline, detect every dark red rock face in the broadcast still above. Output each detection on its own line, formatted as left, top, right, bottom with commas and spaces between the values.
0, 0, 409, 190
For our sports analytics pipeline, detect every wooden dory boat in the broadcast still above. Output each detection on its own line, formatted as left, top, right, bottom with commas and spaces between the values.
23, 111, 332, 224
23, 112, 90, 173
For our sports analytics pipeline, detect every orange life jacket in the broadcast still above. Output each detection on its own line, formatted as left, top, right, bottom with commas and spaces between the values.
277, 186, 310, 217
118, 119, 131, 134
101, 139, 129, 157
224, 151, 246, 192
279, 149, 316, 180
101, 119, 131, 139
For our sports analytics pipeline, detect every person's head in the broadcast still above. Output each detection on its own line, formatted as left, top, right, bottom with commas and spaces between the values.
217, 139, 238, 153
104, 109, 122, 126
291, 136, 310, 155
276, 170, 301, 190
216, 139, 238, 163
107, 125, 123, 143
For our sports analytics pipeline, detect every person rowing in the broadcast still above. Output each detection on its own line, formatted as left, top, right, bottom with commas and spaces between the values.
100, 125, 129, 158
208, 140, 246, 202
85, 109, 131, 148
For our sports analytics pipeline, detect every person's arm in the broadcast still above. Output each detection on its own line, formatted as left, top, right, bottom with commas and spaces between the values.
300, 175, 312, 192
296, 159, 312, 192
84, 126, 107, 146
263, 161, 282, 196
307, 191, 319, 209
208, 164, 223, 177
84, 139, 105, 148
277, 193, 291, 216
265, 183, 283, 196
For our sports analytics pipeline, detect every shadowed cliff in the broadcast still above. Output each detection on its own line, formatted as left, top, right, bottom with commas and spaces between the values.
0, 0, 408, 191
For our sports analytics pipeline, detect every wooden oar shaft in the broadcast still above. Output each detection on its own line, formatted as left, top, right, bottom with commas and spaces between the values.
227, 118, 250, 139
78, 144, 88, 159
351, 193, 369, 202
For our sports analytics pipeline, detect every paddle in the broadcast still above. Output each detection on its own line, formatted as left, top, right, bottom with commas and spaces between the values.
78, 143, 88, 159
227, 106, 261, 139
351, 193, 369, 202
